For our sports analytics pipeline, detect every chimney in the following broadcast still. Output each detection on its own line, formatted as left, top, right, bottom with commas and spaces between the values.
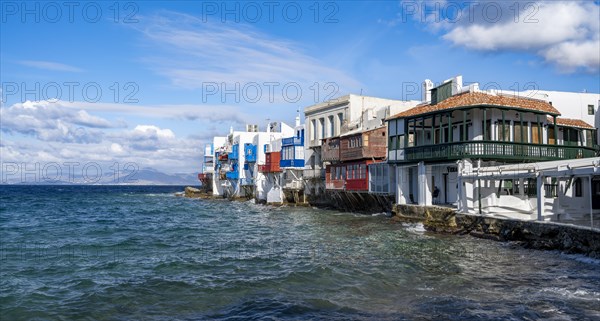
422, 79, 433, 102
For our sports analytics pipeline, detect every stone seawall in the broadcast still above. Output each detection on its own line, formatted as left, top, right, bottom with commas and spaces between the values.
322, 191, 395, 214
392, 204, 600, 258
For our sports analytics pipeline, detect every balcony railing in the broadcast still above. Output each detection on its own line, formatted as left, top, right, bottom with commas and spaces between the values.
280, 159, 305, 168
258, 163, 281, 173
397, 141, 598, 163
303, 168, 326, 179
226, 171, 239, 180
282, 136, 304, 146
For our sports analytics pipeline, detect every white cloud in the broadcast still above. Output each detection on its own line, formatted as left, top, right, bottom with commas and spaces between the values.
18, 60, 83, 72
0, 101, 117, 143
0, 99, 251, 173
406, 1, 600, 72
135, 11, 360, 97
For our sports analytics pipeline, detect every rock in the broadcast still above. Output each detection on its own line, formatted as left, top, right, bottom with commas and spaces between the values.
184, 186, 209, 198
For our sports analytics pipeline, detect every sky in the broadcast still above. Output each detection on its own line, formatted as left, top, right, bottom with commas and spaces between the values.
1, 0, 599, 179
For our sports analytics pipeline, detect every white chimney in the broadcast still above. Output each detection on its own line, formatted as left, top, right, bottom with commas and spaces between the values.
422, 79, 433, 102
451, 75, 463, 95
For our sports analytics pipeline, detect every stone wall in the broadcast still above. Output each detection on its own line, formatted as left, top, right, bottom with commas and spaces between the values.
392, 204, 600, 258
323, 191, 394, 213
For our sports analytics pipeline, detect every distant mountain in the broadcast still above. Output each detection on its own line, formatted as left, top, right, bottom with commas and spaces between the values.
0, 167, 201, 186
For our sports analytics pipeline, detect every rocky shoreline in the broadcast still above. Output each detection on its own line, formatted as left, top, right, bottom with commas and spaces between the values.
392, 204, 600, 259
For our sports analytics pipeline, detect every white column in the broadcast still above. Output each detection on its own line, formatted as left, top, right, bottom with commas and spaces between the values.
457, 160, 464, 212
589, 175, 594, 228
537, 173, 544, 221
417, 161, 430, 206
464, 179, 474, 213
397, 166, 409, 205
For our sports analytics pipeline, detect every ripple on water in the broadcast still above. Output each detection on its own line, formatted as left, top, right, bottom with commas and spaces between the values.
1, 185, 599, 320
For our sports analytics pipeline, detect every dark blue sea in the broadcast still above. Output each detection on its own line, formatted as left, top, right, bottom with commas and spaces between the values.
1, 185, 599, 320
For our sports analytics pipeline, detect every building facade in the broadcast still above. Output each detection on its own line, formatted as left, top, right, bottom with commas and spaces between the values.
387, 76, 598, 210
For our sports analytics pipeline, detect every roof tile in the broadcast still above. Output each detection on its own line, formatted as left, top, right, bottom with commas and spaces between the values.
548, 117, 595, 129
388, 91, 560, 119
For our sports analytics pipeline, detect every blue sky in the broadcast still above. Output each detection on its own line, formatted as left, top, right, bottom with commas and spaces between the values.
1, 1, 599, 175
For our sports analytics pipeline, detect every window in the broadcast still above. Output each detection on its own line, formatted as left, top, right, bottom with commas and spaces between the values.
483, 120, 492, 140
548, 125, 556, 144
531, 123, 541, 144
564, 128, 579, 146
574, 178, 582, 197
588, 105, 595, 115
390, 136, 397, 150
328, 115, 334, 137
497, 120, 510, 141
310, 119, 316, 141
585, 130, 593, 147
337, 113, 344, 135
319, 118, 325, 141
513, 121, 523, 143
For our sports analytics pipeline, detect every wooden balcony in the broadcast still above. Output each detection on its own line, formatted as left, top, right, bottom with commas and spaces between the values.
396, 141, 598, 163
340, 127, 387, 162
259, 152, 282, 173
321, 137, 340, 162
258, 164, 281, 173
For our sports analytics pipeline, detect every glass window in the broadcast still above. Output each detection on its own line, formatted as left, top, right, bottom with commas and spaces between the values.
328, 115, 334, 137
319, 118, 325, 140
484, 120, 492, 140
585, 130, 593, 147
564, 128, 579, 146
390, 136, 397, 150
588, 105, 595, 115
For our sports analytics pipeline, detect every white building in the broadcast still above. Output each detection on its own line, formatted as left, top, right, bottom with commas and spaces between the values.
458, 158, 600, 228
303, 94, 420, 198
498, 89, 600, 143
387, 76, 598, 209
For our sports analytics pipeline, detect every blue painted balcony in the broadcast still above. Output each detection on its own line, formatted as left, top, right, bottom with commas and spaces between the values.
280, 159, 305, 168
228, 144, 239, 160
244, 143, 257, 163
282, 136, 304, 146
226, 171, 239, 180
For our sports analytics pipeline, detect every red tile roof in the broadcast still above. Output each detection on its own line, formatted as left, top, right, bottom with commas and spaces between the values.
388, 91, 560, 119
548, 117, 595, 129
